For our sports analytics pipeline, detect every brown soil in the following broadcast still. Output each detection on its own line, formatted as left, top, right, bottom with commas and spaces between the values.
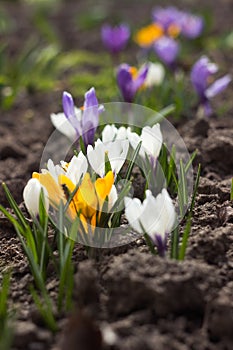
0, 0, 233, 349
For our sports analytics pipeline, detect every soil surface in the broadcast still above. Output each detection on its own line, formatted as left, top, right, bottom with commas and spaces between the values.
0, 0, 233, 349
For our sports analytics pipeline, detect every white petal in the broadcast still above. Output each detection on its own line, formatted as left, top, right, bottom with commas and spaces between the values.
141, 124, 163, 159
108, 185, 118, 210
127, 130, 145, 158
66, 152, 88, 184
87, 142, 105, 177
102, 124, 117, 143
108, 139, 129, 174
50, 112, 76, 141
47, 159, 64, 182
124, 197, 143, 234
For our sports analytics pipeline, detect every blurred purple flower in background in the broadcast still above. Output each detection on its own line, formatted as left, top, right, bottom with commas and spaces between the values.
101, 24, 130, 54
117, 64, 148, 103
152, 6, 203, 39
152, 6, 181, 31
191, 56, 231, 116
179, 13, 204, 39
154, 36, 179, 67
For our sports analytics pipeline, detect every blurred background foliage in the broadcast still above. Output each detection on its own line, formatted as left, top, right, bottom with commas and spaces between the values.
0, 0, 232, 112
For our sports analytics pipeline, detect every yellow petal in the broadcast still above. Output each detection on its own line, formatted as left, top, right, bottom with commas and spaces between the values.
95, 171, 114, 202
77, 173, 97, 218
32, 172, 64, 207
58, 174, 78, 219
134, 23, 164, 47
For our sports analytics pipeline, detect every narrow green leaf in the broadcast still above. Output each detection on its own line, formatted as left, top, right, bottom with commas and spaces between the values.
178, 215, 192, 260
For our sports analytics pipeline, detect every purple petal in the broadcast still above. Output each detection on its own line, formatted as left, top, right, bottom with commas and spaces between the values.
62, 91, 81, 136
154, 233, 167, 257
84, 87, 98, 109
82, 121, 96, 148
190, 56, 218, 99
205, 74, 231, 99
180, 14, 204, 39
154, 36, 179, 66
133, 65, 149, 90
82, 87, 100, 145
101, 24, 130, 54
203, 101, 213, 117
117, 64, 134, 102
62, 91, 75, 120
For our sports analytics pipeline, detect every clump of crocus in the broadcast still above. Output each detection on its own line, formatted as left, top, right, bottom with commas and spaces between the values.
50, 87, 103, 150
135, 6, 203, 67
124, 189, 176, 257
116, 63, 148, 102
191, 56, 231, 116
24, 153, 118, 233
101, 24, 130, 54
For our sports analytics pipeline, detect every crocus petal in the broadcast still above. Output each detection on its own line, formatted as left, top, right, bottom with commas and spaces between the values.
82, 87, 102, 147
62, 91, 81, 134
154, 36, 179, 66
141, 124, 163, 159
23, 178, 49, 216
65, 152, 88, 185
108, 185, 118, 210
108, 139, 129, 175
127, 130, 145, 158
102, 124, 118, 143
50, 112, 77, 141
133, 65, 149, 91
205, 74, 231, 99
87, 143, 105, 177
46, 159, 64, 182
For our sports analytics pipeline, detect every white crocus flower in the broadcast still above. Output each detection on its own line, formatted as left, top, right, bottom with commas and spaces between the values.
23, 178, 49, 217
50, 107, 82, 142
87, 139, 129, 177
124, 189, 176, 256
127, 123, 163, 159
144, 62, 165, 87
102, 124, 131, 143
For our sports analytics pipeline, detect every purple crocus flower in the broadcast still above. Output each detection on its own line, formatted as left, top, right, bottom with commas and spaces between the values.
152, 6, 181, 31
101, 24, 130, 54
154, 36, 179, 67
191, 56, 231, 116
117, 64, 148, 103
62, 87, 103, 148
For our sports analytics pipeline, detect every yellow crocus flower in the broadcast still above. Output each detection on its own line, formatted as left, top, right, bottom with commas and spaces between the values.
134, 23, 164, 48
